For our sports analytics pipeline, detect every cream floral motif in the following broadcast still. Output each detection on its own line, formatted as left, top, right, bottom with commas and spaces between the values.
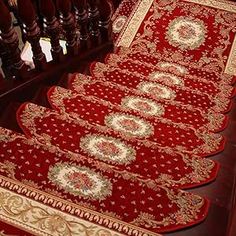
80, 134, 136, 165
104, 113, 154, 138
137, 82, 177, 100
121, 96, 165, 116
0, 188, 122, 236
166, 16, 207, 50
48, 163, 112, 200
112, 16, 128, 33
149, 71, 184, 86
157, 62, 189, 75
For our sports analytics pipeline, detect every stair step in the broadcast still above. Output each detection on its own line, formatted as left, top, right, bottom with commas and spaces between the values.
0, 102, 23, 133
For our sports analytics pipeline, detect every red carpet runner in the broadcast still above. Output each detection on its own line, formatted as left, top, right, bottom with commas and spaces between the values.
18, 100, 224, 157
0, 127, 210, 234
17, 102, 219, 189
90, 62, 234, 113
1, 0, 236, 234
68, 73, 228, 132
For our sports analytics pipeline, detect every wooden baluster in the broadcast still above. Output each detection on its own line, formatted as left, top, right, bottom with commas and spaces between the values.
0, 68, 4, 80
39, 0, 63, 62
97, 0, 113, 42
0, 0, 27, 78
73, 0, 90, 50
17, 0, 46, 71
87, 0, 101, 44
0, 38, 10, 76
56, 0, 78, 56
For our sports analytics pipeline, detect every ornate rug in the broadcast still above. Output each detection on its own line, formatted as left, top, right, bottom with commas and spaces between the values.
90, 61, 233, 114
17, 101, 219, 188
114, 0, 236, 76
68, 73, 228, 132
18, 100, 224, 158
0, 127, 212, 235
115, 47, 236, 85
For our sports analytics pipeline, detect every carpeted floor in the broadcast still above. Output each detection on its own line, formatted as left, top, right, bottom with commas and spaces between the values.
1, 0, 236, 235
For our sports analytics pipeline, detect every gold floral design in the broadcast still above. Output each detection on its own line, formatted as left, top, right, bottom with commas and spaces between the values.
157, 61, 189, 75
166, 16, 207, 50
137, 81, 177, 100
0, 188, 122, 236
131, 186, 205, 229
121, 96, 165, 116
149, 71, 185, 86
104, 113, 154, 138
112, 16, 128, 33
80, 134, 136, 165
48, 162, 112, 201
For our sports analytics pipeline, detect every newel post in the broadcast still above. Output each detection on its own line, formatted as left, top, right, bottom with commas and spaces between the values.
17, 0, 47, 71
56, 0, 78, 56
73, 0, 90, 50
97, 0, 113, 42
39, 0, 64, 62
0, 0, 27, 78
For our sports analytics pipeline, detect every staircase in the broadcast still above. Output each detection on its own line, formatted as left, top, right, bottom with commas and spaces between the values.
0, 0, 236, 235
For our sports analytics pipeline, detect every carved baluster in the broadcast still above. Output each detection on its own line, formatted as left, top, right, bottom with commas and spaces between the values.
39, 0, 63, 62
87, 0, 101, 44
73, 0, 90, 50
0, 69, 4, 81
0, 37, 9, 76
0, 0, 27, 78
97, 0, 113, 42
56, 0, 78, 56
17, 0, 46, 71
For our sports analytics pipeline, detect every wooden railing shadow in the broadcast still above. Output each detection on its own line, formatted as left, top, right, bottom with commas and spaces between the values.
0, 0, 114, 114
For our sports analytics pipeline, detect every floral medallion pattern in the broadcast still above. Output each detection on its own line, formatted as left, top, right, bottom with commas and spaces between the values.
157, 62, 189, 75
80, 134, 136, 165
137, 82, 177, 100
121, 96, 165, 116
166, 17, 207, 50
48, 163, 112, 200
149, 72, 184, 86
104, 113, 154, 138
112, 16, 128, 33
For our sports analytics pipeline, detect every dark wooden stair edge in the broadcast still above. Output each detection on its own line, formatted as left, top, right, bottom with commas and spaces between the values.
227, 173, 236, 236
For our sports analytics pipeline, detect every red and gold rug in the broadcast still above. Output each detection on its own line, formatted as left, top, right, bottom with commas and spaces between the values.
115, 47, 236, 85
115, 0, 236, 76
47, 86, 226, 156
17, 101, 219, 189
68, 73, 228, 132
0, 126, 211, 234
90, 62, 233, 114
18, 100, 225, 157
